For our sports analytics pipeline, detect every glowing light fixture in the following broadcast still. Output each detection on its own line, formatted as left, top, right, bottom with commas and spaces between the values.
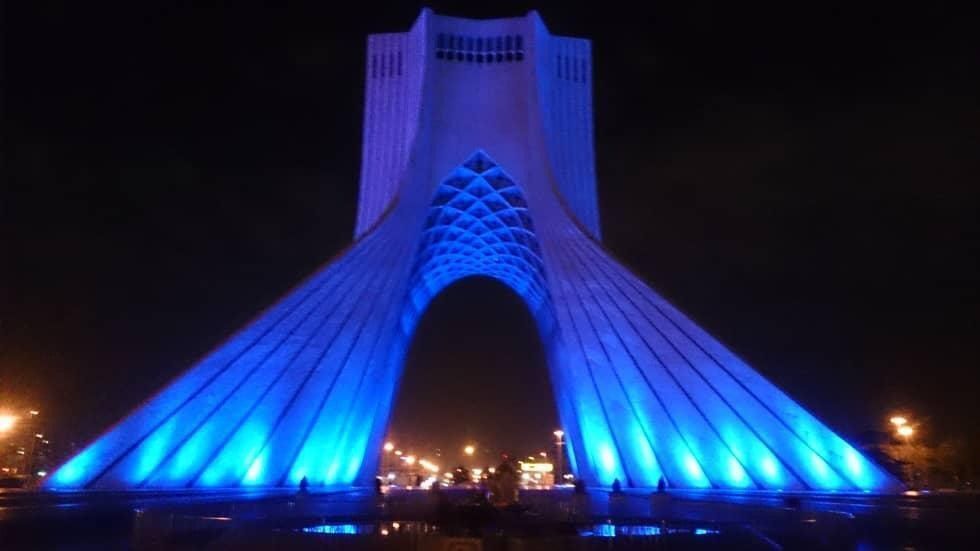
0, 414, 15, 433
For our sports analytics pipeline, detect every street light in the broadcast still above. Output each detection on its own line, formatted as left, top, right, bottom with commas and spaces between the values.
381, 441, 395, 477
463, 445, 475, 456
889, 416, 908, 427
0, 414, 16, 433
893, 418, 916, 486
553, 429, 565, 486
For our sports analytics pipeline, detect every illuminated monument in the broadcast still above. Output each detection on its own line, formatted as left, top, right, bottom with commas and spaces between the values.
48, 9, 901, 492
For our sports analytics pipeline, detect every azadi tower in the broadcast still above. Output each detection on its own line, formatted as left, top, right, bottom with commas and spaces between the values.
48, 9, 901, 492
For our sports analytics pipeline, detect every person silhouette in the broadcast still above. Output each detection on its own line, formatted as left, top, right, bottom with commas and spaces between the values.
657, 476, 667, 493
299, 475, 309, 494
611, 478, 622, 493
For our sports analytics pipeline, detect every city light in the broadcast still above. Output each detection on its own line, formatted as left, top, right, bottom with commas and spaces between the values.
394, 450, 402, 456
521, 462, 554, 473
897, 426, 914, 438
403, 455, 416, 465
463, 445, 475, 456
0, 414, 16, 433
553, 430, 564, 440
383, 441, 394, 452
889, 416, 908, 427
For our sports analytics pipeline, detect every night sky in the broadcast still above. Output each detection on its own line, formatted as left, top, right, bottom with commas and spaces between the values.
4, 2, 978, 465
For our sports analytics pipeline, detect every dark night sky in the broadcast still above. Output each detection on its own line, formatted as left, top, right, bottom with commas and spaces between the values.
3, 2, 978, 463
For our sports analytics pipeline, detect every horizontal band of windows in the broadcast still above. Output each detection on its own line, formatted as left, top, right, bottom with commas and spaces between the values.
435, 50, 525, 62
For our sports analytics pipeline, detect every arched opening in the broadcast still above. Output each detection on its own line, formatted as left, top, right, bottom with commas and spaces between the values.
385, 276, 560, 482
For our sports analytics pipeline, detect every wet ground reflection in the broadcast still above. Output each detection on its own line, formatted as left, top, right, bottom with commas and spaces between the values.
0, 487, 978, 549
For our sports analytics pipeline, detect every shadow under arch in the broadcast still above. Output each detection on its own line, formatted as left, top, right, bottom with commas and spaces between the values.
388, 275, 560, 472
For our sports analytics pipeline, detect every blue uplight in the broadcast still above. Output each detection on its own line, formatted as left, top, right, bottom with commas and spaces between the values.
683, 454, 709, 486
302, 524, 369, 535
44, 145, 902, 494
760, 455, 780, 482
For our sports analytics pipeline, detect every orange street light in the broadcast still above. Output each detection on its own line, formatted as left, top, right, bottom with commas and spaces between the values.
889, 416, 908, 427
897, 425, 914, 438
384, 441, 395, 452
463, 445, 475, 456
0, 414, 16, 433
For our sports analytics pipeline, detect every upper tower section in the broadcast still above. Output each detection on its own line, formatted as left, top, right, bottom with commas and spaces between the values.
353, 9, 601, 241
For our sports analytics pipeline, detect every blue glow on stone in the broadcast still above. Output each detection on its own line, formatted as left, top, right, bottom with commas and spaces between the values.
684, 453, 709, 486
244, 452, 265, 483
760, 455, 780, 482
564, 432, 580, 475
43, 147, 900, 494
195, 421, 265, 487
630, 424, 661, 485
405, 154, 548, 320
599, 445, 616, 475
727, 457, 749, 487
808, 450, 839, 488
592, 524, 616, 538
48, 444, 99, 488
302, 524, 364, 535
134, 417, 177, 484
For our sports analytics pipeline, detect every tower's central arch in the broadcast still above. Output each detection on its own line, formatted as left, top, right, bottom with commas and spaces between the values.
47, 9, 902, 493
404, 150, 552, 337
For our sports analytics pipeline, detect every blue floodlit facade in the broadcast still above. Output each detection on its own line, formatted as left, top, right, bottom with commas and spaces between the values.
47, 10, 902, 492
